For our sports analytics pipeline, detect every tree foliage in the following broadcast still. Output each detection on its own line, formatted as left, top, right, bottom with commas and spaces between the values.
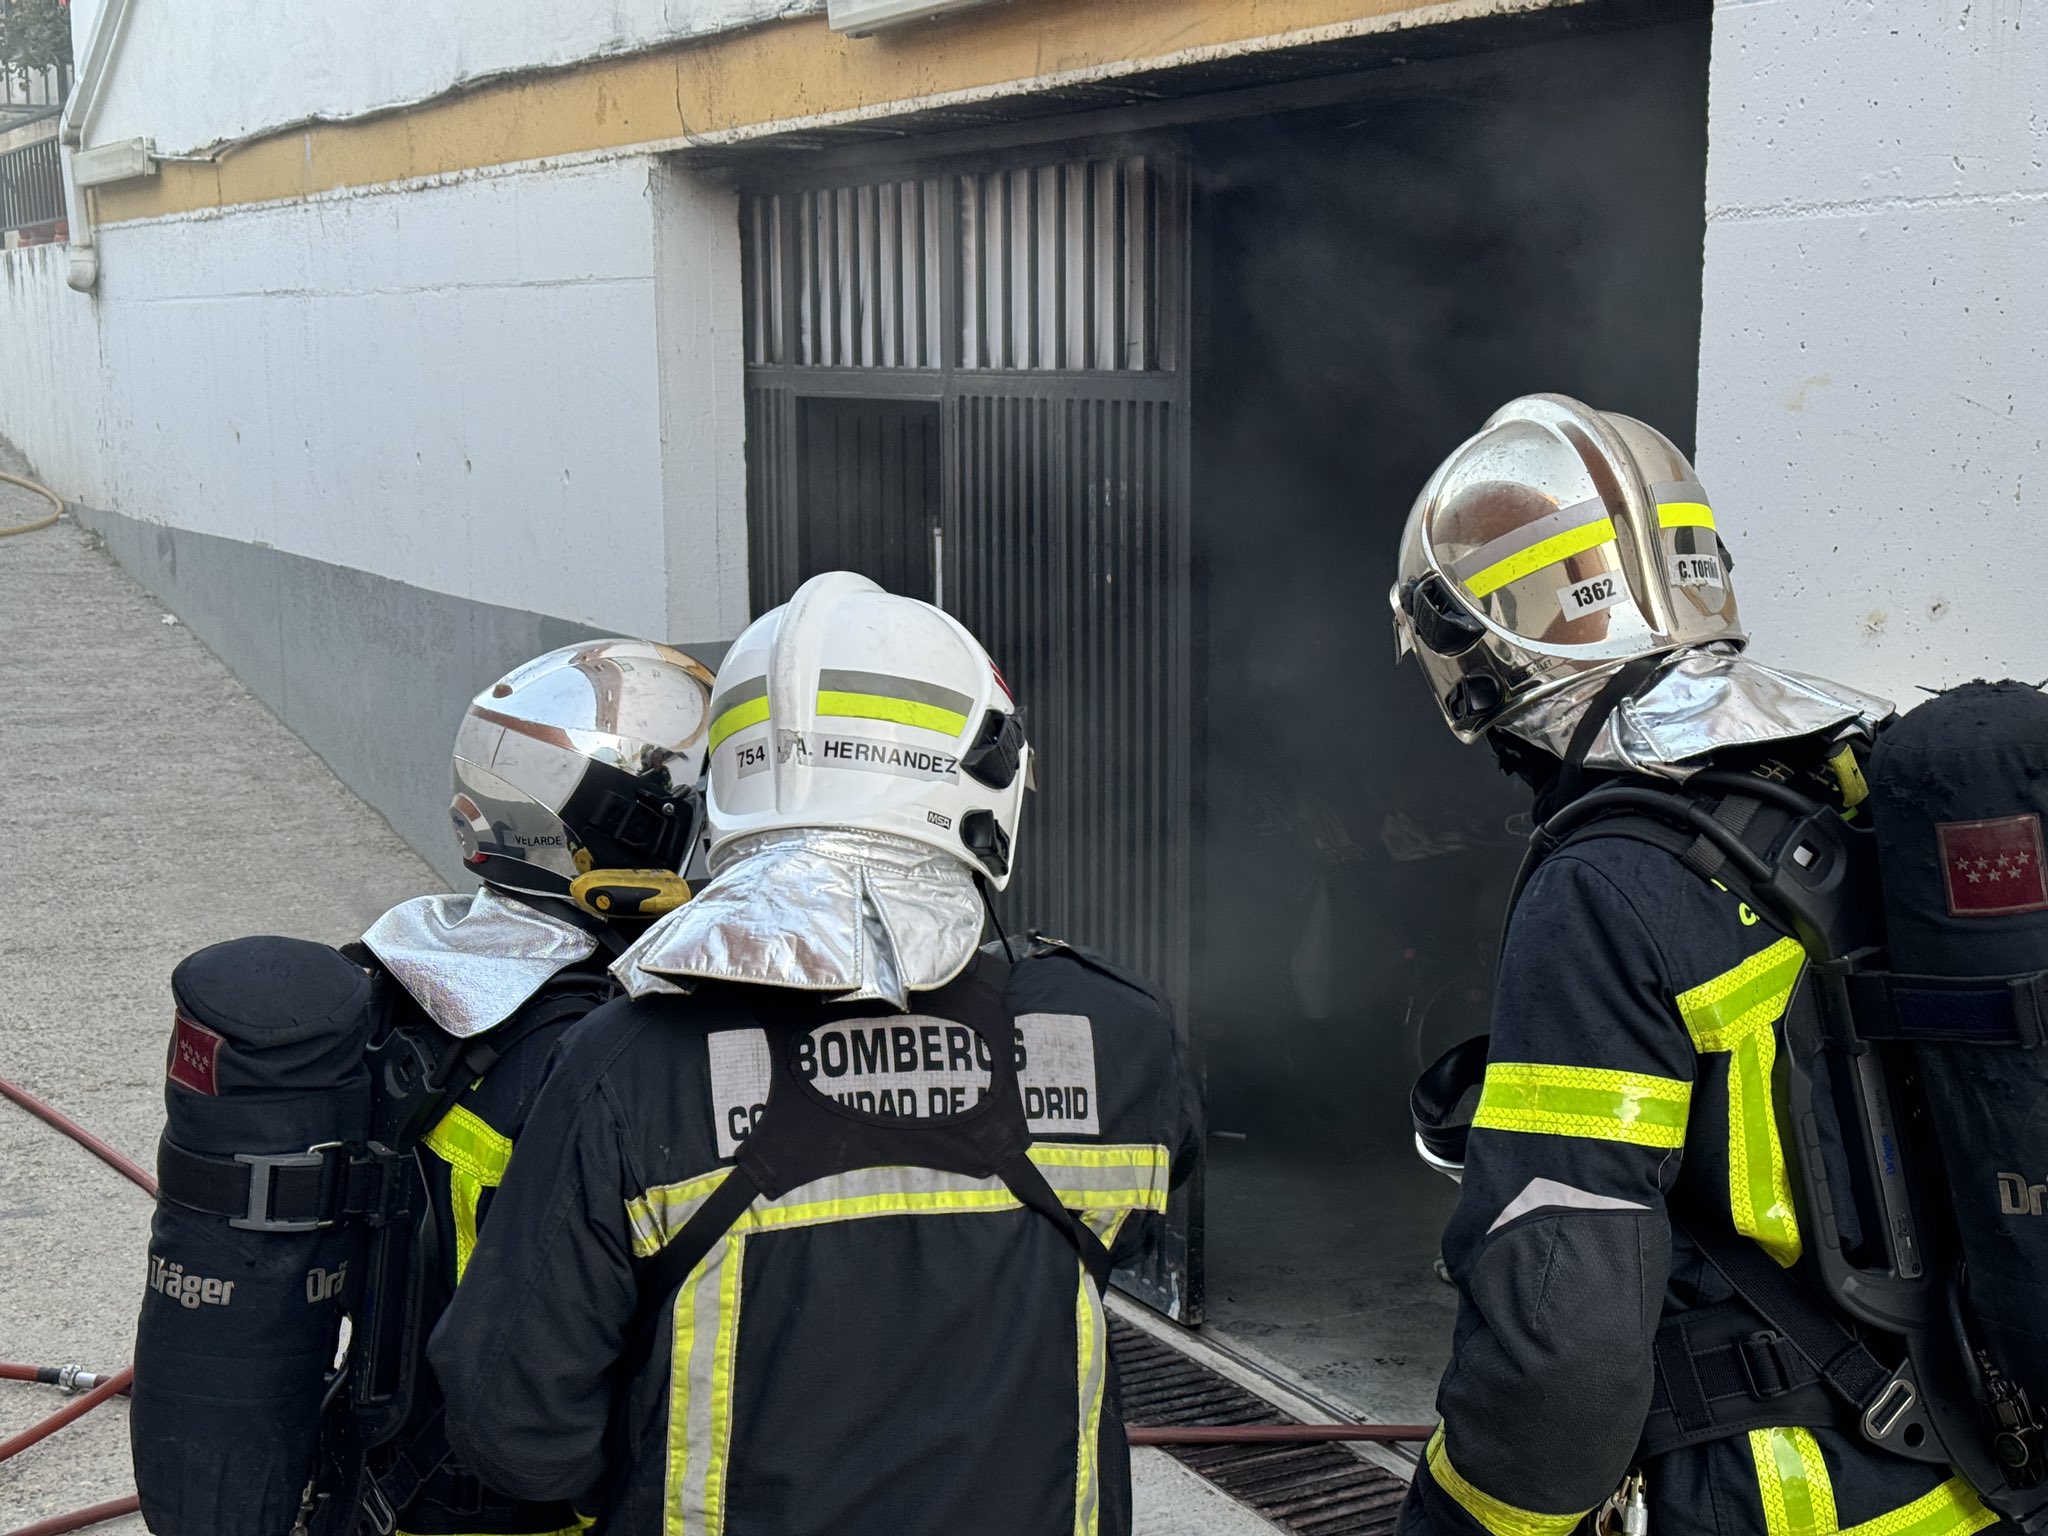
0, 0, 72, 82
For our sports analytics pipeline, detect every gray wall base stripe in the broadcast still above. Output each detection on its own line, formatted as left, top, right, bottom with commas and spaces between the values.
71, 503, 726, 888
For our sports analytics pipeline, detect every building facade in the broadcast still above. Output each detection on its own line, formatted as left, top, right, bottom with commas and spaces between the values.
0, 0, 2039, 1405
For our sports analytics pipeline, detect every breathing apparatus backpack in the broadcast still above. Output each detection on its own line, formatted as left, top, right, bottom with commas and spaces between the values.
132, 933, 607, 1536
1411, 680, 2048, 1530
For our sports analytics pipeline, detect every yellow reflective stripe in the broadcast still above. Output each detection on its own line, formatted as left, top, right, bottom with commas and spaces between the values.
628, 1168, 732, 1259
626, 1144, 1170, 1260
1751, 1427, 1837, 1536
422, 1104, 514, 1282
701, 1234, 744, 1536
1426, 1428, 1587, 1536
1658, 501, 1717, 529
815, 689, 968, 737
447, 1167, 483, 1280
1464, 518, 1617, 599
663, 1254, 706, 1536
706, 694, 770, 752
1473, 1062, 1690, 1149
1843, 1478, 1999, 1536
1074, 1260, 1107, 1536
1678, 938, 1806, 1050
1679, 937, 1807, 1266
664, 1231, 746, 1536
422, 1102, 514, 1184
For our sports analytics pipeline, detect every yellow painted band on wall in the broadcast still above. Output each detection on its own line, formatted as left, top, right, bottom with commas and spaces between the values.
1473, 1062, 1690, 1149
1658, 501, 1717, 529
815, 689, 968, 737
1462, 518, 1617, 599
707, 695, 770, 752
93, 0, 1533, 228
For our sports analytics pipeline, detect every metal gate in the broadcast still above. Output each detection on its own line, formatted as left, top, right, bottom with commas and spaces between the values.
740, 145, 1198, 1316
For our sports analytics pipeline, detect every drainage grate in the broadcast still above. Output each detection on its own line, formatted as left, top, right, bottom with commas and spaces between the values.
1111, 1318, 1410, 1535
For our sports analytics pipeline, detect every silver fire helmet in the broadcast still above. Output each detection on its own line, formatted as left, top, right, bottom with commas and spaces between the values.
450, 640, 717, 904
1390, 393, 1744, 744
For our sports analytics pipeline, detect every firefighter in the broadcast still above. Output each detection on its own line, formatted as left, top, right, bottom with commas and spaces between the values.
1389, 395, 1998, 1536
430, 571, 1196, 1536
354, 638, 716, 1534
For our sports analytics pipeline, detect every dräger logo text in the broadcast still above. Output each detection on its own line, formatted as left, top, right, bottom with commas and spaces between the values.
148, 1254, 236, 1309
1997, 1172, 2048, 1216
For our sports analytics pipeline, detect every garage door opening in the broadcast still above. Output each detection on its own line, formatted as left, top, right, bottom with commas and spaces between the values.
1186, 14, 1710, 1419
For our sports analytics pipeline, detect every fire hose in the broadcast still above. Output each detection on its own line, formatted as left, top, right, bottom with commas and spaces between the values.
1130, 1423, 1432, 1446
0, 1075, 153, 1536
0, 469, 64, 540
2, 1076, 1432, 1532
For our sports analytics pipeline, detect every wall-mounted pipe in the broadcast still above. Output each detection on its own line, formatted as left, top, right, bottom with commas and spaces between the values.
59, 0, 141, 292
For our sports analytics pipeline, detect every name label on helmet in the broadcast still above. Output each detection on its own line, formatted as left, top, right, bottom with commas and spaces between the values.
1669, 552, 1725, 589
1557, 574, 1628, 621
781, 729, 961, 784
705, 1012, 1100, 1157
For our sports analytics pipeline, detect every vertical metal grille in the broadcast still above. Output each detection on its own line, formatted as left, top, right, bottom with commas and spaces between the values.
744, 179, 944, 369
958, 154, 1167, 371
953, 392, 1186, 996
744, 386, 798, 614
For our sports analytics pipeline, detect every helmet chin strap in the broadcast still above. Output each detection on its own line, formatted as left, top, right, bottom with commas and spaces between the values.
1548, 652, 1672, 810
975, 873, 1011, 955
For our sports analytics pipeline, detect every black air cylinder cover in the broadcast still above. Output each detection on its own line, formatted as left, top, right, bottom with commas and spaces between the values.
131, 936, 374, 1536
1870, 680, 2048, 1411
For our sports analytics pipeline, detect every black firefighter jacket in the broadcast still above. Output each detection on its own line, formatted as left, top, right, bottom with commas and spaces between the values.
1398, 831, 2001, 1536
429, 941, 1196, 1536
397, 964, 613, 1536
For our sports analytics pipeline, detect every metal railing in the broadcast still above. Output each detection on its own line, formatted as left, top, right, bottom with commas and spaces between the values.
0, 130, 64, 239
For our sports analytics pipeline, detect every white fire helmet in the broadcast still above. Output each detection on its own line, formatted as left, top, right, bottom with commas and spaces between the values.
1390, 393, 1745, 743
450, 640, 717, 905
704, 571, 1031, 888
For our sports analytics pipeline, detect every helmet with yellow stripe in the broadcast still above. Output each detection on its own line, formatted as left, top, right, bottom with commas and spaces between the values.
1390, 393, 1744, 744
704, 571, 1031, 887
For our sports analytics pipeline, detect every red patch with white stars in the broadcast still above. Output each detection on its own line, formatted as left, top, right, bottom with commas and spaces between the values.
168, 1012, 225, 1096
1937, 814, 2048, 918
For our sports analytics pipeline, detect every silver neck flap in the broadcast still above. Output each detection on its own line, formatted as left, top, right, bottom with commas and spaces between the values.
611, 827, 986, 1011
362, 886, 599, 1039
1499, 646, 1894, 779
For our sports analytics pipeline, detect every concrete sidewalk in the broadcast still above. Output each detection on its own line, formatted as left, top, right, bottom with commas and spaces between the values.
0, 473, 1277, 1534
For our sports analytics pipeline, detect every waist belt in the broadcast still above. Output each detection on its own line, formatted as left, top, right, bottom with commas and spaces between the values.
156, 1136, 412, 1234
1641, 1301, 1851, 1456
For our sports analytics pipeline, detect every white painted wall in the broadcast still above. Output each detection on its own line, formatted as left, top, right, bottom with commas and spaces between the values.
1697, 0, 2048, 704
72, 0, 817, 158
0, 155, 751, 642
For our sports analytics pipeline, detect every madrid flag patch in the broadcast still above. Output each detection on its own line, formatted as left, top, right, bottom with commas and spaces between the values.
1937, 813, 2048, 918
168, 1012, 224, 1095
